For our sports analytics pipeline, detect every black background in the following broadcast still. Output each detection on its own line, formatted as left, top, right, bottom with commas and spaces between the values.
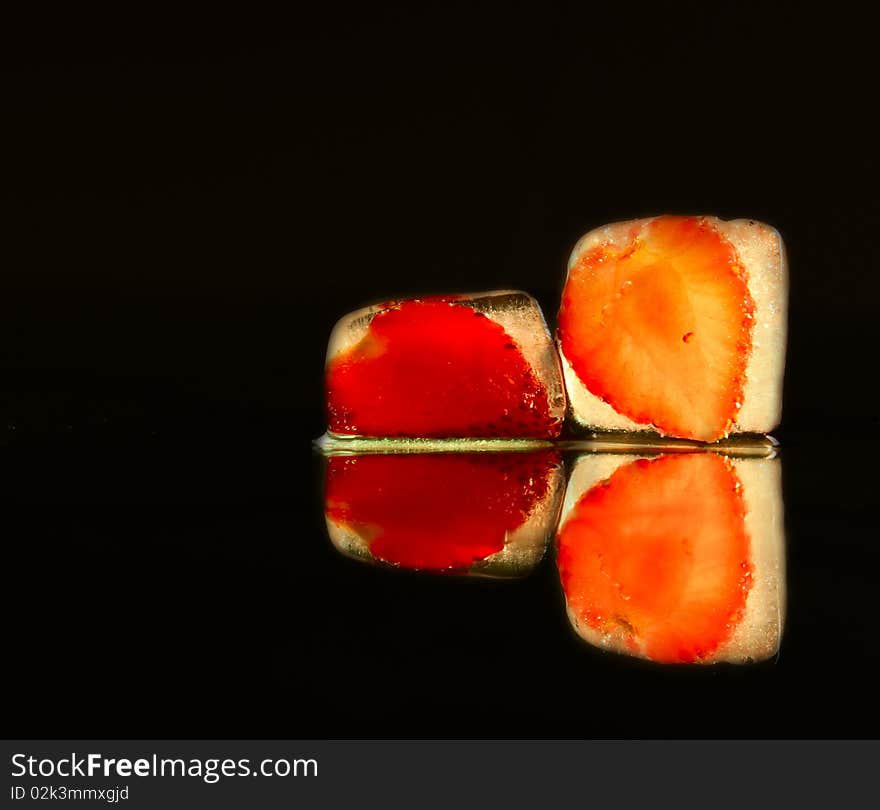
3, 3, 878, 737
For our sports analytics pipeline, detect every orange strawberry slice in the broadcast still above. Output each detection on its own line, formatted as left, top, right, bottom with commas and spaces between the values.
557, 454, 753, 663
558, 215, 755, 442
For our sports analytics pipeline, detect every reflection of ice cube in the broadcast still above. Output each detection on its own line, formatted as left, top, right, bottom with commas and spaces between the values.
325, 291, 565, 438
323, 450, 564, 578
557, 452, 785, 664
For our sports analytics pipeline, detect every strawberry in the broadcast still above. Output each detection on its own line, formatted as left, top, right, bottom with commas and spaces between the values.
325, 452, 559, 571
558, 215, 755, 442
557, 453, 753, 663
326, 298, 562, 438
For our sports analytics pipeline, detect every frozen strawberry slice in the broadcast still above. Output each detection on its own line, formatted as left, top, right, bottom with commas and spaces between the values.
324, 451, 563, 574
326, 293, 565, 439
557, 453, 753, 663
558, 215, 781, 442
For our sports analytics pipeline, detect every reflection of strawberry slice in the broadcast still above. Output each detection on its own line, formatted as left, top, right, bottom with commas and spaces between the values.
557, 454, 752, 663
326, 299, 561, 438
325, 452, 559, 571
558, 216, 755, 442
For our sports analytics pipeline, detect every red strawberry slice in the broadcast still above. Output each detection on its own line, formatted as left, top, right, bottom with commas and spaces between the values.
327, 299, 561, 438
557, 453, 753, 663
325, 452, 559, 571
558, 216, 755, 442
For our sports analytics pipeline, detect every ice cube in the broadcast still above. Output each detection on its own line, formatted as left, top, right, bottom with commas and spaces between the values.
325, 291, 565, 438
556, 451, 785, 664
557, 216, 788, 442
323, 450, 564, 577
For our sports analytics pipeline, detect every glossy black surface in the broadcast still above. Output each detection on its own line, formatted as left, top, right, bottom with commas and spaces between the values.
3, 5, 879, 737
